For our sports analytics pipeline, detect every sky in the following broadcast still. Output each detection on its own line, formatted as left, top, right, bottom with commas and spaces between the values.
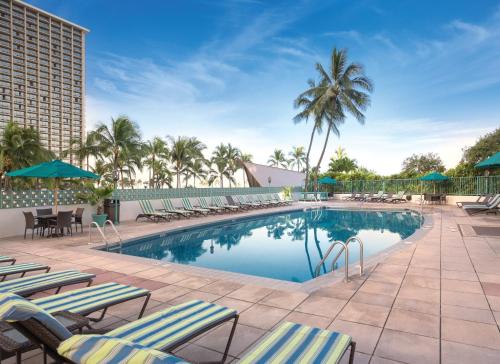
28, 0, 500, 175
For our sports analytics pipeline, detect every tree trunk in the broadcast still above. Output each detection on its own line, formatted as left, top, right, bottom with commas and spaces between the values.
151, 154, 155, 188
242, 170, 246, 187
314, 122, 333, 192
176, 162, 180, 188
86, 155, 89, 171
305, 124, 317, 191
220, 174, 223, 188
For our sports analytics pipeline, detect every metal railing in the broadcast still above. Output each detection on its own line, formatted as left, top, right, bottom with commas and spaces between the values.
314, 236, 364, 281
89, 220, 122, 252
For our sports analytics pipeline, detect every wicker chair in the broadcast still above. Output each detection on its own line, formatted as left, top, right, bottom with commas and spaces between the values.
73, 208, 84, 232
48, 211, 73, 237
22, 212, 42, 239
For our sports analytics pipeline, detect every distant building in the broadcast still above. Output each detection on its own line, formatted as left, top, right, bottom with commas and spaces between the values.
0, 0, 88, 163
243, 162, 305, 187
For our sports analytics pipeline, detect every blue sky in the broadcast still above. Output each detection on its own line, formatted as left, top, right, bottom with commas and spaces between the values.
29, 0, 500, 175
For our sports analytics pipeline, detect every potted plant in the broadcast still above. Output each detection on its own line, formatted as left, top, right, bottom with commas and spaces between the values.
76, 184, 114, 227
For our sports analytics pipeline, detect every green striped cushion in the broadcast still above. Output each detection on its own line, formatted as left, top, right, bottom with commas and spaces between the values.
239, 321, 351, 364
0, 262, 48, 275
0, 292, 72, 340
0, 270, 94, 296
58, 335, 188, 364
108, 300, 236, 350
33, 282, 149, 315
0, 256, 15, 263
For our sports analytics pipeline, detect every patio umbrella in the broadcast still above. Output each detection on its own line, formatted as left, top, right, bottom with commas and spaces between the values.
475, 152, 500, 169
419, 172, 449, 193
6, 160, 99, 211
318, 176, 337, 185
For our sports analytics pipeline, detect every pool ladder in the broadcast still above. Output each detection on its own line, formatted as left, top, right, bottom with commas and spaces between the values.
314, 236, 364, 282
89, 220, 123, 252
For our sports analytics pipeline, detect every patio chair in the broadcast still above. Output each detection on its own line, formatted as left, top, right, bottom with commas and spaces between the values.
0, 270, 94, 297
72, 207, 84, 232
2, 294, 238, 364
245, 195, 263, 207
255, 194, 273, 206
456, 194, 498, 208
342, 192, 356, 200
22, 212, 42, 239
136, 200, 171, 222
275, 193, 293, 205
0, 263, 50, 282
379, 192, 393, 202
367, 191, 384, 202
463, 195, 500, 215
48, 211, 73, 237
213, 196, 239, 211
0, 256, 16, 265
233, 195, 255, 208
198, 197, 224, 213
181, 197, 211, 215
385, 191, 406, 203
161, 198, 193, 218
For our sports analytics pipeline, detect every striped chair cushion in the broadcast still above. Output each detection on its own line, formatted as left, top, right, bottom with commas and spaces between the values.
0, 270, 94, 295
108, 300, 237, 350
239, 321, 351, 364
0, 262, 48, 275
58, 335, 188, 364
0, 256, 15, 264
0, 292, 72, 340
33, 282, 149, 315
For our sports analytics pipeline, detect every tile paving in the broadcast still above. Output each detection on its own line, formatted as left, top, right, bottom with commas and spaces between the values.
0, 201, 499, 363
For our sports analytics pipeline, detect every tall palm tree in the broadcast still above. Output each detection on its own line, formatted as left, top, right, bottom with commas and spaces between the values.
289, 146, 306, 172
224, 143, 241, 187
298, 48, 373, 190
268, 149, 288, 168
211, 144, 230, 188
92, 116, 144, 189
90, 159, 113, 187
239, 153, 252, 187
64, 132, 100, 170
168, 136, 206, 188
185, 158, 208, 187
144, 137, 168, 188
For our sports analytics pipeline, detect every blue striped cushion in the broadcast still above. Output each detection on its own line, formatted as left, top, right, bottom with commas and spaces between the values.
108, 300, 236, 350
58, 335, 188, 364
0, 270, 94, 295
0, 256, 14, 263
33, 282, 149, 314
0, 292, 71, 340
0, 262, 47, 275
239, 321, 351, 364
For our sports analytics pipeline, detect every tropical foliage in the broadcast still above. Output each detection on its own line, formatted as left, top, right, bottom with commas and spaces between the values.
268, 149, 288, 168
400, 153, 445, 177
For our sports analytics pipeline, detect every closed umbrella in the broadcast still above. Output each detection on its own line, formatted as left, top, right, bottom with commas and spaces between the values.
6, 160, 99, 211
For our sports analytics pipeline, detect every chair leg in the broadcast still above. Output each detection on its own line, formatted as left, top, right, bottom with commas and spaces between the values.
222, 315, 239, 363
348, 341, 356, 364
24, 229, 27, 239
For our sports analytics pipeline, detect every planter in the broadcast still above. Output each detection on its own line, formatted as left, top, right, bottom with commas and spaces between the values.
92, 213, 108, 227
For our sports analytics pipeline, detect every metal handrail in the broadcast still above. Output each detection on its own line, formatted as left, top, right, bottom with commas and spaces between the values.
346, 236, 364, 276
89, 220, 122, 252
103, 220, 122, 252
314, 240, 349, 281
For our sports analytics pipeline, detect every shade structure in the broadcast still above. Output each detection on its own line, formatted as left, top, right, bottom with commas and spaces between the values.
6, 160, 99, 211
419, 172, 449, 181
475, 152, 500, 169
318, 176, 337, 184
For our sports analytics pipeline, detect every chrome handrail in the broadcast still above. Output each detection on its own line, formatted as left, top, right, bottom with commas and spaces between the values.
89, 220, 122, 252
314, 240, 349, 281
346, 236, 364, 276
103, 220, 123, 252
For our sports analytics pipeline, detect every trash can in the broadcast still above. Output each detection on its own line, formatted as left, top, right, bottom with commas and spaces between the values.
104, 199, 120, 224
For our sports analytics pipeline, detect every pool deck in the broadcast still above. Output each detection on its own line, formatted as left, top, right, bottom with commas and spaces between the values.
1, 201, 500, 363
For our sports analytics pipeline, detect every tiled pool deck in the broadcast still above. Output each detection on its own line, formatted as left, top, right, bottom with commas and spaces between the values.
1, 201, 499, 363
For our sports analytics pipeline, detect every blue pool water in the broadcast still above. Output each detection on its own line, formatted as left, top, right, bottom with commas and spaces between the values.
109, 209, 423, 282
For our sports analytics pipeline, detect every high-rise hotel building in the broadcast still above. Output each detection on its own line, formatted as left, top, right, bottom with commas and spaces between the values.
0, 0, 87, 163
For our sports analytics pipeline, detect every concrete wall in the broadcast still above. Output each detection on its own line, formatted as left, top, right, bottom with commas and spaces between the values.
333, 193, 481, 205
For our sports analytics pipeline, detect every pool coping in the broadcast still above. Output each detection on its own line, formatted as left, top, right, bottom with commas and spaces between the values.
85, 204, 433, 292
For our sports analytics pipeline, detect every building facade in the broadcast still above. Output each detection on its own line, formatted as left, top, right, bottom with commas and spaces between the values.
0, 0, 87, 163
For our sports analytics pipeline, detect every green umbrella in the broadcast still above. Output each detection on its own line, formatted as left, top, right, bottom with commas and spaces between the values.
419, 172, 449, 194
475, 152, 500, 169
6, 160, 99, 211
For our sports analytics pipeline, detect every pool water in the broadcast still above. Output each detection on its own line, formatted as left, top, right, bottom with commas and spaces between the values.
109, 209, 423, 283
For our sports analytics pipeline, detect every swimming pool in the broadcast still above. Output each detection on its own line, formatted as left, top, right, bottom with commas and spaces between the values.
107, 208, 423, 283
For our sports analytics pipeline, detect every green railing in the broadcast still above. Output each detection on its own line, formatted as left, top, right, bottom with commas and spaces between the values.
332, 175, 500, 195
0, 187, 287, 209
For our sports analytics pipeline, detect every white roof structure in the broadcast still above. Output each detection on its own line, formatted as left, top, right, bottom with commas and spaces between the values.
243, 162, 305, 187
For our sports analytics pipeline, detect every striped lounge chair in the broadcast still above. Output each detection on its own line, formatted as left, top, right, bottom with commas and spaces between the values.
213, 195, 239, 212
181, 197, 211, 215
137, 200, 172, 222
198, 197, 224, 213
161, 198, 193, 218
0, 270, 95, 297
1, 295, 238, 364
0, 256, 16, 265
0, 262, 50, 282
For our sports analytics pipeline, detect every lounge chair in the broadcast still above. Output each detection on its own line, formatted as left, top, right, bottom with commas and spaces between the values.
379, 193, 392, 202
275, 193, 293, 205
181, 197, 211, 215
367, 191, 384, 202
463, 195, 500, 215
255, 194, 274, 206
137, 200, 172, 222
456, 194, 498, 208
198, 197, 224, 213
385, 191, 406, 203
2, 294, 238, 364
246, 195, 265, 207
232, 195, 253, 209
0, 256, 16, 265
213, 196, 239, 212
342, 192, 356, 200
353, 193, 363, 200
0, 270, 94, 297
161, 198, 193, 218
0, 263, 50, 282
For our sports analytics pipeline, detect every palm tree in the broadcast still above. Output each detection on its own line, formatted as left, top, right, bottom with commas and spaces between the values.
92, 116, 144, 189
239, 153, 252, 187
268, 149, 288, 168
289, 146, 306, 172
224, 143, 241, 187
211, 144, 230, 188
185, 158, 208, 187
298, 48, 373, 190
144, 137, 168, 188
168, 136, 206, 188
90, 159, 113, 187
64, 132, 100, 170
